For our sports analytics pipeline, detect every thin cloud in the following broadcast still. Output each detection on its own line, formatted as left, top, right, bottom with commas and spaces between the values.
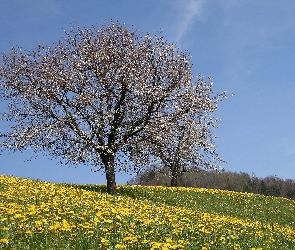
175, 0, 205, 43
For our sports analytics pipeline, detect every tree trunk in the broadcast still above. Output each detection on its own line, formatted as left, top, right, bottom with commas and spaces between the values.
171, 164, 179, 187
171, 173, 178, 187
101, 152, 116, 195
170, 162, 180, 187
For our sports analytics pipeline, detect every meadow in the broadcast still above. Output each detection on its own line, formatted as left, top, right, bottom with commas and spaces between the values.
1, 175, 295, 249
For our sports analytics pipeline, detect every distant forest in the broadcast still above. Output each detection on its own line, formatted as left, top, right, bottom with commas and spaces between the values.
128, 167, 295, 200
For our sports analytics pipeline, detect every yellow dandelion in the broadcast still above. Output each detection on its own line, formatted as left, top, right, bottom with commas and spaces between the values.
0, 238, 9, 244
100, 237, 108, 246
166, 238, 173, 243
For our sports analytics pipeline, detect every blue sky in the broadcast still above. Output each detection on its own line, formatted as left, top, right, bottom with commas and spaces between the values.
1, 0, 295, 184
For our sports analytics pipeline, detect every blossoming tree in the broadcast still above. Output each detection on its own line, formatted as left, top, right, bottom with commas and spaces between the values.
0, 21, 227, 193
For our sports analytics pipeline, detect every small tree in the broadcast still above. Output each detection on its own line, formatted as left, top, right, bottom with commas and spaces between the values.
130, 75, 227, 186
0, 21, 196, 194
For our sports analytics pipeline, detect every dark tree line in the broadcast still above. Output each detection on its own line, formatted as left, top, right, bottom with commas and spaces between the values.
128, 167, 295, 199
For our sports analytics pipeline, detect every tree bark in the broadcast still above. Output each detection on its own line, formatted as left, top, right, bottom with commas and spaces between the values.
170, 162, 181, 187
101, 152, 116, 195
171, 173, 178, 187
171, 164, 179, 187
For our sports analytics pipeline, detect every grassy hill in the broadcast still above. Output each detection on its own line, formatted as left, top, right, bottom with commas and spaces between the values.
1, 175, 295, 249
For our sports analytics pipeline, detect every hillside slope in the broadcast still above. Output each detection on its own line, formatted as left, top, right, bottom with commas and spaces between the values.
1, 175, 295, 249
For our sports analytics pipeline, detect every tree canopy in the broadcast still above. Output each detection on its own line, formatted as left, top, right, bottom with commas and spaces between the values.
0, 21, 228, 194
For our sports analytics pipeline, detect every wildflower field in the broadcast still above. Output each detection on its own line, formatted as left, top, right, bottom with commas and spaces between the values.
0, 175, 295, 249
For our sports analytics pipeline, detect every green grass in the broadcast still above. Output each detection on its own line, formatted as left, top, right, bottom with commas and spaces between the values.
72, 183, 295, 229
1, 175, 295, 249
